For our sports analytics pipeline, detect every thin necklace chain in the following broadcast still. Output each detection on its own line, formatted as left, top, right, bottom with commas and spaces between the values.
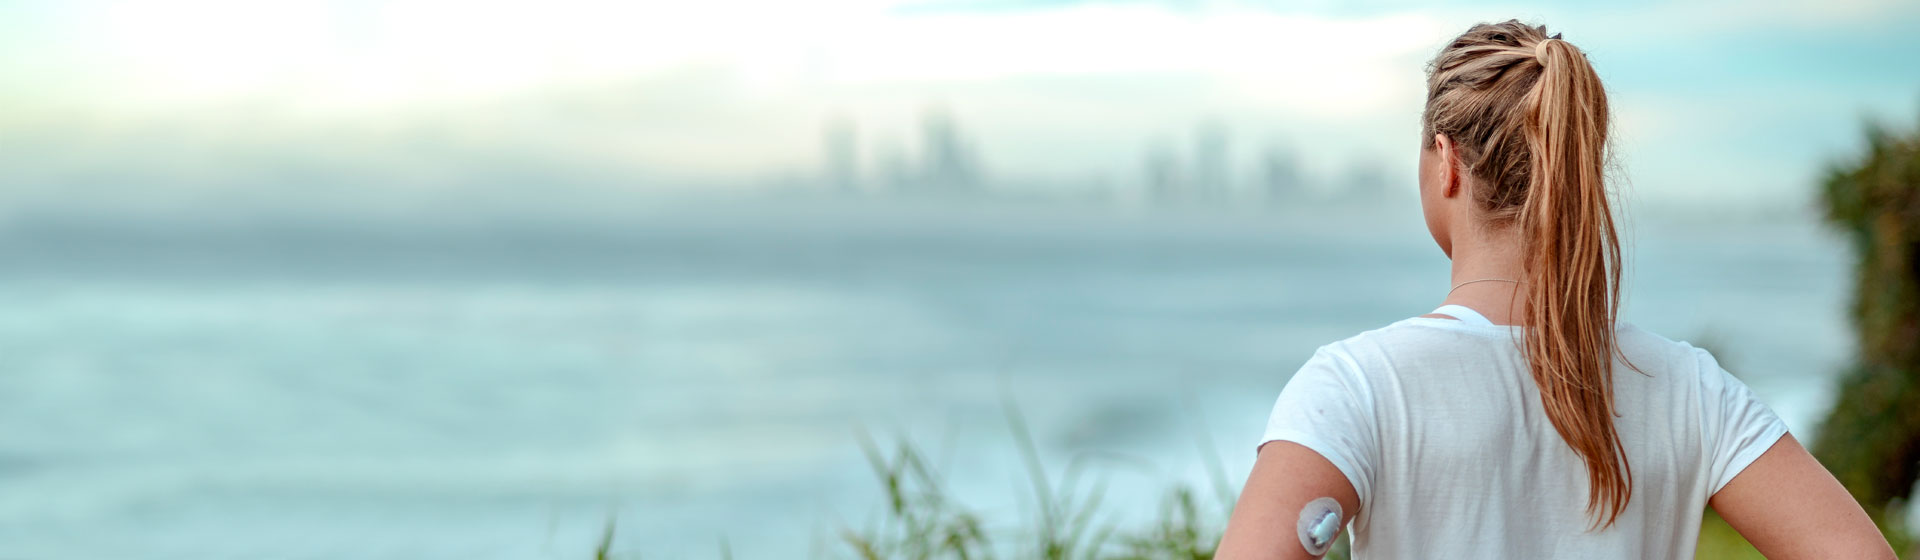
1448, 278, 1521, 295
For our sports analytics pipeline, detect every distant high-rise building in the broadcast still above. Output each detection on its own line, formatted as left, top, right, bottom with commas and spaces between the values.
1192, 120, 1230, 203
919, 108, 980, 191
823, 115, 858, 191
1144, 140, 1181, 203
1260, 145, 1300, 205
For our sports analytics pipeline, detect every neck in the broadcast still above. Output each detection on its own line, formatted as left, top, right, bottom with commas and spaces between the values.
1442, 225, 1528, 325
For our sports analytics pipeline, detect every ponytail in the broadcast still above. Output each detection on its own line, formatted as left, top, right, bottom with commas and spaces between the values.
1422, 22, 1629, 529
1519, 36, 1629, 529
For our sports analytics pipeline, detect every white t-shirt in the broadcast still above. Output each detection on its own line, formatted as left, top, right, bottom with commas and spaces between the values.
1260, 306, 1789, 559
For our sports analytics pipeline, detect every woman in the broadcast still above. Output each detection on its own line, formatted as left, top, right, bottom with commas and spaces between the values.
1215, 21, 1894, 559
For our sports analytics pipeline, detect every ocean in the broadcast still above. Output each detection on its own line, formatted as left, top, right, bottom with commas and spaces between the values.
0, 197, 1852, 558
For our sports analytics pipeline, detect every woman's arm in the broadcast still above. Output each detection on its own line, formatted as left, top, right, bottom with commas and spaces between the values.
1216, 441, 1361, 560
1709, 433, 1895, 559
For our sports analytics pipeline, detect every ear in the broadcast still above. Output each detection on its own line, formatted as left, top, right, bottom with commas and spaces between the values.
1433, 133, 1462, 199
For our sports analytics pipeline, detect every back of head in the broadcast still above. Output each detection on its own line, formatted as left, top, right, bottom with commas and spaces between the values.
1421, 21, 1629, 529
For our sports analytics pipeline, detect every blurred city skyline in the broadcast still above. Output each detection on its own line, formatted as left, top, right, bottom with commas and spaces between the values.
3, 0, 1918, 225
801, 108, 1392, 207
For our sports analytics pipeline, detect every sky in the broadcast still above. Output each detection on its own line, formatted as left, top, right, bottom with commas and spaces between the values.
2, 0, 1917, 221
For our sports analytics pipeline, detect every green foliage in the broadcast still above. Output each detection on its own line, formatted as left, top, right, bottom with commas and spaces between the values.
842, 431, 997, 559
596, 516, 618, 560
837, 401, 1351, 560
1820, 113, 1920, 368
1815, 108, 1920, 536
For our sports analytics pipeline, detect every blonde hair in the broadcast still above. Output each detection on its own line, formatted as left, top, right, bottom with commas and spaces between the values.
1422, 21, 1630, 529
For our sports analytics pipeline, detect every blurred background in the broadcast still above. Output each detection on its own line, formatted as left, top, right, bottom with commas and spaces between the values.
3, 0, 1918, 557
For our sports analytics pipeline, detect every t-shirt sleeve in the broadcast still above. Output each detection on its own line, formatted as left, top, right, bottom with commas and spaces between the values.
1260, 345, 1377, 507
1697, 348, 1791, 496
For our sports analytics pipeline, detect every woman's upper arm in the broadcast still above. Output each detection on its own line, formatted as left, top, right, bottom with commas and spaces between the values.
1216, 441, 1361, 560
1221, 346, 1373, 559
1709, 433, 1894, 560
